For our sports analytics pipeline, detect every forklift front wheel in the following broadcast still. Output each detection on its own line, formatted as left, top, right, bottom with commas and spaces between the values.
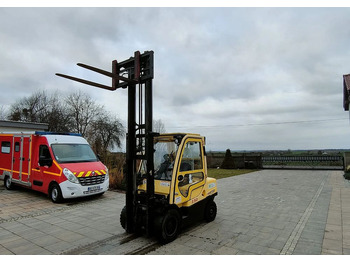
155, 209, 181, 244
204, 200, 217, 222
120, 206, 126, 229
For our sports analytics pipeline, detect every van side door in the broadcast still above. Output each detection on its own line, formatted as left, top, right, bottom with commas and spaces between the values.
12, 135, 31, 183
31, 142, 54, 191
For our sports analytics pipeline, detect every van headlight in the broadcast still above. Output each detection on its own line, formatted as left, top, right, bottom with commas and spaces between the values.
105, 166, 109, 181
63, 168, 80, 184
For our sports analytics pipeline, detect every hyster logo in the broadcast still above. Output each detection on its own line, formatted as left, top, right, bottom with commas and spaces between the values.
175, 196, 182, 204
208, 189, 215, 196
160, 181, 170, 187
192, 197, 199, 204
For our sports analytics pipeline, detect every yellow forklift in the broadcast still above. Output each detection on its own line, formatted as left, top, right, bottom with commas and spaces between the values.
57, 51, 218, 243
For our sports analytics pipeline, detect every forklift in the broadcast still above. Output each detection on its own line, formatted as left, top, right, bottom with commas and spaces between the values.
56, 51, 218, 243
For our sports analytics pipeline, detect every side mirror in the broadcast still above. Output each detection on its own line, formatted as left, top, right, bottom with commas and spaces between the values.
178, 175, 184, 182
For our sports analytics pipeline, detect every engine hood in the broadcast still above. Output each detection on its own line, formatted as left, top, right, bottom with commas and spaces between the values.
59, 161, 107, 177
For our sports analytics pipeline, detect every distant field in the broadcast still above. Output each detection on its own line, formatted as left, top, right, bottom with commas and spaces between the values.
207, 168, 257, 179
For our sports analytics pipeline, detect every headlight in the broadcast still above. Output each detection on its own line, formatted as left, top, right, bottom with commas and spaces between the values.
105, 166, 109, 180
63, 168, 80, 184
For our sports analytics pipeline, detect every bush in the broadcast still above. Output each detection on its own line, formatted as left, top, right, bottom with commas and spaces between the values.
344, 172, 350, 180
220, 149, 235, 169
105, 152, 126, 190
109, 167, 126, 190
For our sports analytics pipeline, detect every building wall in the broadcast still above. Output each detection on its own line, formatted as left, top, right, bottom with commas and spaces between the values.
0, 120, 48, 133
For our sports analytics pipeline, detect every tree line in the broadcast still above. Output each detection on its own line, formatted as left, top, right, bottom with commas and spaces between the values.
2, 90, 125, 160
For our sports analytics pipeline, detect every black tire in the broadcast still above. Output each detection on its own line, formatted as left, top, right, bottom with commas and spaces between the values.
4, 176, 13, 190
120, 206, 126, 229
49, 183, 63, 203
155, 209, 181, 244
204, 200, 217, 222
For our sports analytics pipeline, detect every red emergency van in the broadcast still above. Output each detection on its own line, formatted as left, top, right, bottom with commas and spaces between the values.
0, 131, 109, 203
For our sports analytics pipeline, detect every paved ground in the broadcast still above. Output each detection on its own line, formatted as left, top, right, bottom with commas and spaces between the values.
0, 169, 349, 255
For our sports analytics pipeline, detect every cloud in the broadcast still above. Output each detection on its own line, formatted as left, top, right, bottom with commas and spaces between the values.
1, 7, 350, 151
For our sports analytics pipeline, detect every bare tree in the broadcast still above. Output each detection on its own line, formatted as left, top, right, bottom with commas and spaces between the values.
8, 90, 70, 131
9, 90, 50, 123
153, 119, 166, 134
46, 91, 71, 132
89, 113, 125, 158
6, 89, 125, 159
0, 105, 7, 120
65, 90, 103, 136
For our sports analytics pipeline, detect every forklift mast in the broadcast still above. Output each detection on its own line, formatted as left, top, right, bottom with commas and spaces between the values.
56, 51, 156, 235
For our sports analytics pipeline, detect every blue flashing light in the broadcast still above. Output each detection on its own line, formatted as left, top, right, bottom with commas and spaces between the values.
35, 131, 82, 137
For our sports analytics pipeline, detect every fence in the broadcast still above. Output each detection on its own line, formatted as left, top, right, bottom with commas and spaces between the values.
206, 153, 262, 169
206, 153, 345, 170
262, 155, 344, 170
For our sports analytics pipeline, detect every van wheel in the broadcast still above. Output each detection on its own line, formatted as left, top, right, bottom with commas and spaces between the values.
4, 176, 13, 190
155, 209, 181, 244
49, 184, 63, 203
204, 200, 217, 222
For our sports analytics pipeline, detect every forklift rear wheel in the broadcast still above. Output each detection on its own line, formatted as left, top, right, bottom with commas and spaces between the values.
204, 200, 217, 222
155, 209, 181, 244
4, 176, 13, 190
49, 183, 63, 203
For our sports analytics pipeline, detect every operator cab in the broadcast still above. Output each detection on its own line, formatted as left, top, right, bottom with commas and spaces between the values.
138, 133, 214, 207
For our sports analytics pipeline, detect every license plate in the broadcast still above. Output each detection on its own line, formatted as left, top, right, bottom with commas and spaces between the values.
87, 185, 101, 193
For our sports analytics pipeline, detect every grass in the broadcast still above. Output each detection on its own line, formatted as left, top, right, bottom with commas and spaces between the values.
109, 168, 258, 190
207, 168, 258, 179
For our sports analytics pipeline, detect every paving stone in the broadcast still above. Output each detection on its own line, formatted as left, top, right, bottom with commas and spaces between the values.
323, 237, 342, 252
0, 233, 21, 246
249, 235, 275, 247
212, 245, 239, 255
322, 248, 342, 255
0, 245, 13, 255
294, 240, 322, 255
9, 243, 48, 255
44, 240, 72, 254
1, 238, 33, 253
28, 234, 61, 247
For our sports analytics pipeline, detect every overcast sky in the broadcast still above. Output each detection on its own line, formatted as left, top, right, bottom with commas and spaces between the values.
1, 7, 350, 151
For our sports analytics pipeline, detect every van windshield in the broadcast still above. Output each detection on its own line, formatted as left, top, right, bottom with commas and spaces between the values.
51, 144, 98, 163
